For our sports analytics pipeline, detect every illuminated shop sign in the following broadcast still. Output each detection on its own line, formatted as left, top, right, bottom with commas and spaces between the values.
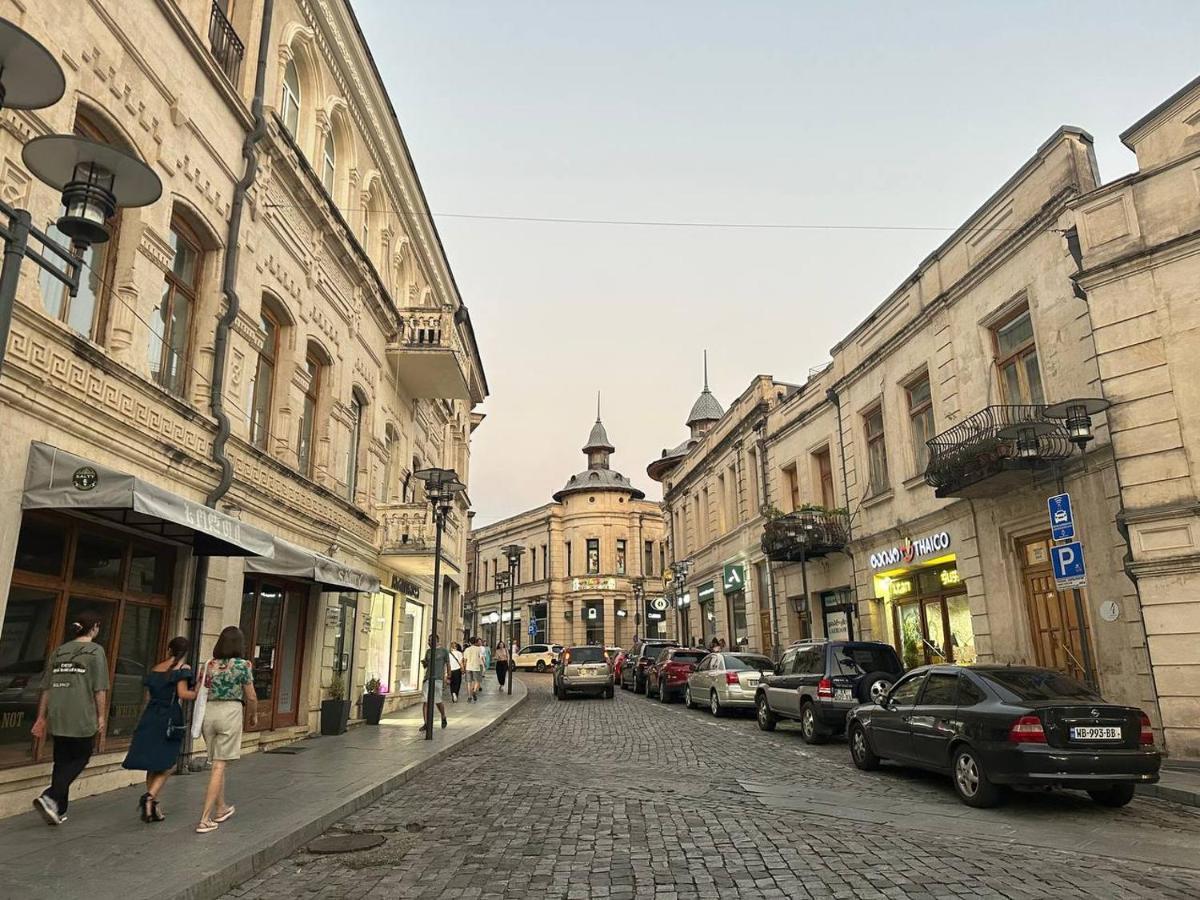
869, 531, 951, 570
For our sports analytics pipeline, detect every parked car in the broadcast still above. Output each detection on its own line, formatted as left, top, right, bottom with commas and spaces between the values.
619, 639, 678, 693
512, 644, 559, 672
554, 646, 615, 700
848, 665, 1160, 808
647, 648, 708, 702
685, 652, 774, 716
756, 640, 904, 743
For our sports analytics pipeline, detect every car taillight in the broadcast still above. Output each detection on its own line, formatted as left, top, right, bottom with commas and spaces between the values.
726, 672, 740, 685
1139, 712, 1154, 747
817, 678, 833, 699
1009, 715, 1047, 744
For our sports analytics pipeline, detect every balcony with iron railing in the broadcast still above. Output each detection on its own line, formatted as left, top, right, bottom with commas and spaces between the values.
385, 308, 473, 402
208, 1, 244, 84
377, 500, 462, 577
761, 509, 850, 563
923, 404, 1073, 498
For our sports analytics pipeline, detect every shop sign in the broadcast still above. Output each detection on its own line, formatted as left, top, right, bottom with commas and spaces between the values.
390, 576, 421, 598
586, 607, 599, 620
869, 531, 951, 569
939, 568, 961, 587
572, 577, 616, 591
722, 564, 745, 593
650, 597, 669, 612
697, 582, 715, 601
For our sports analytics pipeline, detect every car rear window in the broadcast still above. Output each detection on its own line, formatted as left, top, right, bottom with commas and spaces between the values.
669, 652, 706, 665
565, 647, 607, 664
640, 643, 675, 658
979, 669, 1099, 702
835, 645, 903, 676
726, 654, 773, 671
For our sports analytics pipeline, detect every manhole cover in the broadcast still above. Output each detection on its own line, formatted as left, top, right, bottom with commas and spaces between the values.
405, 822, 425, 833
307, 834, 386, 854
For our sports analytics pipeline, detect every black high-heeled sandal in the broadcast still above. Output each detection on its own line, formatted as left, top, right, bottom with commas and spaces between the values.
138, 792, 152, 823
150, 799, 165, 822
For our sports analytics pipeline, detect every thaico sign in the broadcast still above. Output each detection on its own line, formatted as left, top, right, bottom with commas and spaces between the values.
869, 532, 951, 570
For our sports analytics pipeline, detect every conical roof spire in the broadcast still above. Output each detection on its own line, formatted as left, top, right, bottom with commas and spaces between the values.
687, 350, 725, 426
584, 390, 614, 454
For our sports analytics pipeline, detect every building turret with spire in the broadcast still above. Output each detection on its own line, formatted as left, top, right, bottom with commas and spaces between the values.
555, 394, 644, 501
648, 351, 726, 482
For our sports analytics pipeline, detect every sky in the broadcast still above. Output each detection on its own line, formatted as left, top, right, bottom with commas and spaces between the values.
352, 1, 1200, 527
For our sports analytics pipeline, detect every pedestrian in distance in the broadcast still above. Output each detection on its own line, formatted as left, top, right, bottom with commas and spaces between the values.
494, 640, 509, 688
463, 637, 485, 702
420, 634, 450, 730
483, 640, 493, 676
195, 626, 257, 834
30, 611, 109, 826
122, 635, 199, 823
448, 641, 464, 703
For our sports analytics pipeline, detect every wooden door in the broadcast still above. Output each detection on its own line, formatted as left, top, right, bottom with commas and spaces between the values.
1017, 535, 1087, 680
758, 606, 773, 657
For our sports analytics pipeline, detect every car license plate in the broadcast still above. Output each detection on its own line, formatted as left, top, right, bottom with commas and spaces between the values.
745, 677, 759, 687
1070, 726, 1122, 740
834, 688, 853, 702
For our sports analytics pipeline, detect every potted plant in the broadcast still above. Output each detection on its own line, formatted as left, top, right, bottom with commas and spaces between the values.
320, 673, 350, 736
362, 677, 385, 726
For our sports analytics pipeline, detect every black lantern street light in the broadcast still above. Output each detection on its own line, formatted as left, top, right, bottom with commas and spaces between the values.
672, 559, 691, 643
1044, 398, 1111, 451
414, 467, 466, 740
0, 19, 162, 375
631, 576, 645, 642
501, 543, 525, 696
998, 421, 1061, 461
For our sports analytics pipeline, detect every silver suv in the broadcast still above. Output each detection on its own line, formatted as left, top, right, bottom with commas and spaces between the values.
554, 646, 614, 700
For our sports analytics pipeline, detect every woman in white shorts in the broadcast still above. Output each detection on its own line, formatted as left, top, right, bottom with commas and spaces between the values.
196, 626, 257, 834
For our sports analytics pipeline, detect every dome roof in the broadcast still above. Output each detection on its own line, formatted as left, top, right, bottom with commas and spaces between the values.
553, 467, 646, 502
687, 388, 724, 426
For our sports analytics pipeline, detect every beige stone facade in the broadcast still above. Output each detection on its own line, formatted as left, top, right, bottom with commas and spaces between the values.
468, 416, 666, 653
0, 0, 486, 816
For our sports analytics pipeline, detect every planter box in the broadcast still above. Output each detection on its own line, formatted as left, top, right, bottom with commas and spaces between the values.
361, 692, 385, 726
320, 698, 351, 736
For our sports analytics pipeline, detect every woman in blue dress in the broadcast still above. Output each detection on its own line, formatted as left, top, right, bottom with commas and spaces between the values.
122, 636, 197, 822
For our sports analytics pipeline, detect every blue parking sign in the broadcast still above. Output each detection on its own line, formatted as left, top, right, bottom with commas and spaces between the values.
1047, 493, 1074, 542
1051, 541, 1086, 589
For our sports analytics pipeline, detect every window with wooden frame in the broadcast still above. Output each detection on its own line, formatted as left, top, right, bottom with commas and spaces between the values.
905, 373, 935, 474
38, 113, 122, 343
321, 130, 336, 195
587, 538, 600, 574
812, 447, 835, 509
281, 59, 301, 138
149, 216, 201, 395
993, 307, 1045, 406
297, 348, 322, 477
346, 390, 365, 500
616, 539, 627, 575
781, 463, 800, 513
864, 405, 890, 496
248, 305, 280, 450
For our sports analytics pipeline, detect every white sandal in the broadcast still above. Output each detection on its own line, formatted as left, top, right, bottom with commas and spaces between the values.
195, 820, 219, 833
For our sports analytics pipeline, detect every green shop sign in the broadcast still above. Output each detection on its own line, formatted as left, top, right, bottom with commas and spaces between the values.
723, 564, 745, 593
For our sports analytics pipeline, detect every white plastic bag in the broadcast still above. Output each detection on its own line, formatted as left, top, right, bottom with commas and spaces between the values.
190, 660, 209, 740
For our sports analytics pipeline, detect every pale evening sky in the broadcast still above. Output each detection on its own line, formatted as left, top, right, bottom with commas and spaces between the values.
351, 1, 1199, 527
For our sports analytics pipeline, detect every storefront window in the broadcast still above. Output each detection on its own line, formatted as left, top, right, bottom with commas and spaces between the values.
396, 600, 424, 692
584, 602, 604, 645
241, 577, 308, 731
110, 605, 164, 740
820, 588, 854, 642
881, 561, 975, 668
364, 591, 395, 691
727, 591, 748, 648
530, 601, 548, 645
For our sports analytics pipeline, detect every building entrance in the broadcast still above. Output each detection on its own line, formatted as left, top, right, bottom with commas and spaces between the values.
1017, 534, 1091, 681
880, 561, 976, 669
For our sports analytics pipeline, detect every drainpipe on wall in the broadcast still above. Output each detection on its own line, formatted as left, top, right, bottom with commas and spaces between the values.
825, 386, 863, 634
754, 420, 781, 660
181, 1, 274, 772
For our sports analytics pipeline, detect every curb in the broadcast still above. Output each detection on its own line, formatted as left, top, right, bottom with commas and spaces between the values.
168, 683, 529, 900
1136, 782, 1200, 807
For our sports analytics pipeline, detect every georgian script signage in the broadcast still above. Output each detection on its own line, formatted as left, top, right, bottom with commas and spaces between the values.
572, 577, 616, 591
869, 531, 951, 570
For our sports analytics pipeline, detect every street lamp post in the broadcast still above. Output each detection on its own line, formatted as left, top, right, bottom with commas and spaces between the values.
493, 572, 510, 659
501, 544, 525, 695
414, 467, 466, 740
631, 576, 644, 644
0, 20, 162, 376
672, 559, 691, 644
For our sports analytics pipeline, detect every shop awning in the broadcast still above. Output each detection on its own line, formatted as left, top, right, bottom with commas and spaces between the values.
21, 442, 275, 557
245, 536, 380, 593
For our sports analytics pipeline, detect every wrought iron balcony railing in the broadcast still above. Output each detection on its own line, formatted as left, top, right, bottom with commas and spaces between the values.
208, 1, 245, 84
762, 510, 850, 563
923, 404, 1073, 498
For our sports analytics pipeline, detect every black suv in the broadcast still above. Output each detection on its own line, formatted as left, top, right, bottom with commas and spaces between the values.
620, 639, 678, 694
755, 640, 903, 743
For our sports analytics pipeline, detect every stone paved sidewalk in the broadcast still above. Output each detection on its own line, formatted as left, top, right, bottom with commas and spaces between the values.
0, 676, 527, 900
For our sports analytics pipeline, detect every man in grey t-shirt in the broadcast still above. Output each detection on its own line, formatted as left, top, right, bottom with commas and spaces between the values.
420, 635, 450, 731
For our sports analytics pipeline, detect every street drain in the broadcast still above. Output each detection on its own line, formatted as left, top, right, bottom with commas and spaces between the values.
405, 822, 425, 832
264, 746, 309, 755
307, 834, 386, 854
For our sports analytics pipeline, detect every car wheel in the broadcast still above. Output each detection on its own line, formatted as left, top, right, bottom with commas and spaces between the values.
952, 746, 1003, 808
858, 672, 895, 704
709, 691, 724, 718
1087, 784, 1136, 807
684, 686, 694, 708
799, 702, 830, 745
605, 685, 615, 699
756, 695, 777, 732
849, 723, 881, 771
536, 660, 546, 673
555, 684, 564, 700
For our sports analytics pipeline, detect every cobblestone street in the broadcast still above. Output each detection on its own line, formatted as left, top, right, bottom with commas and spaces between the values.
226, 676, 1200, 900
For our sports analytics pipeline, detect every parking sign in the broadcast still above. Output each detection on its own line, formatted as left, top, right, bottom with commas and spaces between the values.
1047, 493, 1074, 542
1051, 541, 1087, 589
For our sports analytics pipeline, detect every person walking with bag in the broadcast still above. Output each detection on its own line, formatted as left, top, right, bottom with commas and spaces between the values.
419, 634, 450, 731
122, 636, 198, 822
463, 637, 485, 702
447, 642, 464, 703
30, 611, 109, 826
195, 626, 257, 834
494, 641, 509, 688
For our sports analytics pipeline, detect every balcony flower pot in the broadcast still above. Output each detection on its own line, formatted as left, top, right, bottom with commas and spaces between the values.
362, 678, 385, 726
320, 674, 350, 736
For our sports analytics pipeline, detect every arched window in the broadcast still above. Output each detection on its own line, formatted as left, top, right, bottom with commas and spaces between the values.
38, 113, 124, 342
281, 59, 301, 138
378, 423, 398, 503
321, 130, 336, 194
297, 345, 324, 477
248, 302, 282, 450
346, 389, 366, 500
149, 215, 202, 394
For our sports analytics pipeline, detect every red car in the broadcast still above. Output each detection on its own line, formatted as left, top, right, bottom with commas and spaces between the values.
647, 648, 709, 703
612, 650, 630, 681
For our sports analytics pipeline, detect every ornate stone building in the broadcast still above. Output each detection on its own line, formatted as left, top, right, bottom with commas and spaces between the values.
0, 0, 486, 815
468, 409, 666, 652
